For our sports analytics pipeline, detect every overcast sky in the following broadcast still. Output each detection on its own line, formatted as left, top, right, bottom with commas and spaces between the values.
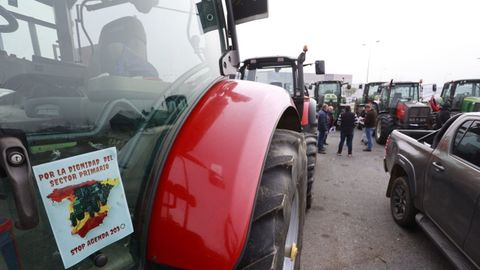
236, 0, 480, 84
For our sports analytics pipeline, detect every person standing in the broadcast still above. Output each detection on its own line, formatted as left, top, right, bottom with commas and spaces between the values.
337, 106, 357, 157
363, 103, 377, 152
436, 102, 451, 128
317, 104, 329, 154
324, 106, 334, 145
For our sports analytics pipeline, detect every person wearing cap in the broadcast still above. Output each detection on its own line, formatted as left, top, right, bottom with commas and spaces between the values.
363, 103, 377, 152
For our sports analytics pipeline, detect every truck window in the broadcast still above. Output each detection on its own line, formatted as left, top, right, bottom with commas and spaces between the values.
452, 120, 480, 167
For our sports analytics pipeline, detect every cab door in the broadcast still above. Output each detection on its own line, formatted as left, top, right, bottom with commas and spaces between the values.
423, 119, 480, 248
460, 121, 480, 265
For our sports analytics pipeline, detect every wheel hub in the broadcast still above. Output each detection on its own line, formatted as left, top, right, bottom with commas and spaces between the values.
283, 190, 300, 270
290, 243, 298, 261
393, 186, 407, 217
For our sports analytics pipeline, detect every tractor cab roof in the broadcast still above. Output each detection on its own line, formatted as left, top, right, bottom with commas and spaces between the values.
318, 80, 342, 84
381, 81, 420, 87
366, 81, 385, 85
242, 56, 298, 69
446, 79, 480, 84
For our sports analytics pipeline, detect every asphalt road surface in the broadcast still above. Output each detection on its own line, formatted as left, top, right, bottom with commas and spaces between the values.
301, 129, 453, 270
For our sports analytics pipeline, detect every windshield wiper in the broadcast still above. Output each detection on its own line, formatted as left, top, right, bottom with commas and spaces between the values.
0, 5, 19, 33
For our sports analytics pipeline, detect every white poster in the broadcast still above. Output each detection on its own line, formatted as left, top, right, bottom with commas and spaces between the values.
32, 147, 133, 268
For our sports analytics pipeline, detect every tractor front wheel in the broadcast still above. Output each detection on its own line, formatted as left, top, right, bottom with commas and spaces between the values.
375, 114, 394, 144
238, 129, 307, 270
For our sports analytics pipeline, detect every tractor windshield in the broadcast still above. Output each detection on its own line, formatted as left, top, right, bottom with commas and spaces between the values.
244, 66, 295, 95
451, 81, 480, 110
390, 84, 419, 102
317, 82, 341, 96
454, 82, 480, 97
366, 84, 381, 97
0, 0, 226, 269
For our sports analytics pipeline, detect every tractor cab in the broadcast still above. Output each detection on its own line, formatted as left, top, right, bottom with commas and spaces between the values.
355, 81, 384, 115
239, 48, 325, 133
313, 80, 341, 108
375, 81, 431, 144
240, 56, 300, 96
0, 0, 270, 269
440, 80, 480, 113
311, 80, 349, 121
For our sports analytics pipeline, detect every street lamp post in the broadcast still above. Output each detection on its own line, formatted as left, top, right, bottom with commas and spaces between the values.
363, 40, 380, 83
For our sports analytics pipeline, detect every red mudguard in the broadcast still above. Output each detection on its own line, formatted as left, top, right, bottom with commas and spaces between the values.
147, 79, 298, 269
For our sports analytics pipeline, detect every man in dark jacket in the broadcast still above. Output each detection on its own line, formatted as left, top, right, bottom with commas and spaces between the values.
436, 102, 451, 128
324, 106, 334, 145
317, 104, 329, 154
363, 103, 377, 151
337, 106, 357, 156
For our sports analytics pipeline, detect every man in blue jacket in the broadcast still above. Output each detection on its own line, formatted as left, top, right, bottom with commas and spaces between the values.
317, 104, 329, 154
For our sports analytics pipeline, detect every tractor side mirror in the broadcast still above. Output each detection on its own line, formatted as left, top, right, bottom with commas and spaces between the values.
346, 84, 352, 90
232, 0, 268, 24
315, 60, 325, 75
359, 84, 363, 89
432, 84, 437, 92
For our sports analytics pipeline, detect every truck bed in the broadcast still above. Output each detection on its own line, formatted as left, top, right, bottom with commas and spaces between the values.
396, 129, 438, 146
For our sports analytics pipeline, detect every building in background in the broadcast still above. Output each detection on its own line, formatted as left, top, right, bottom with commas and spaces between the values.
304, 73, 353, 84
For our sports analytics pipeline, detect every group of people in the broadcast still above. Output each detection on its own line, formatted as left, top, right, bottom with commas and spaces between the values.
317, 103, 377, 156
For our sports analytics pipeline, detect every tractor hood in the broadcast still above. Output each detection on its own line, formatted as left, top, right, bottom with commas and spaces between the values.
402, 101, 429, 108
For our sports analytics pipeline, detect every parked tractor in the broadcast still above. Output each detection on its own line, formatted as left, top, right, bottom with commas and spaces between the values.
439, 80, 480, 113
312, 80, 341, 111
239, 48, 325, 209
0, 0, 308, 269
375, 81, 431, 144
354, 82, 384, 116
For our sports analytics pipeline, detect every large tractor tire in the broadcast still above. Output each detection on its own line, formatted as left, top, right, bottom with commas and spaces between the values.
304, 133, 317, 210
238, 129, 307, 270
375, 114, 394, 144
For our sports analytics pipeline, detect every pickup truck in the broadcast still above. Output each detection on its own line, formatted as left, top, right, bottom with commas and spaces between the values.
384, 112, 480, 270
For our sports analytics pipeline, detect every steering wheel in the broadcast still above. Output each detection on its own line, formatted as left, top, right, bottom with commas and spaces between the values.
0, 5, 19, 33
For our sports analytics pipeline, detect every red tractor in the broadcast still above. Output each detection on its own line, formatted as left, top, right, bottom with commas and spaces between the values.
238, 48, 325, 209
0, 0, 307, 269
375, 81, 432, 144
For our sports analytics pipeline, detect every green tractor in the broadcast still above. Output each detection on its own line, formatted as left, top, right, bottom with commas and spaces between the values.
312, 80, 343, 116
354, 82, 384, 116
375, 81, 431, 144
440, 80, 480, 113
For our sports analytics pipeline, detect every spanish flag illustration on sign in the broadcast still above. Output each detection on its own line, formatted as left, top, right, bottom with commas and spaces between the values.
47, 178, 120, 238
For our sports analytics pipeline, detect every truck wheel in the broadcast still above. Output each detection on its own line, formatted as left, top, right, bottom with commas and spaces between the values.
390, 176, 416, 227
238, 129, 307, 270
305, 133, 317, 209
375, 114, 394, 144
